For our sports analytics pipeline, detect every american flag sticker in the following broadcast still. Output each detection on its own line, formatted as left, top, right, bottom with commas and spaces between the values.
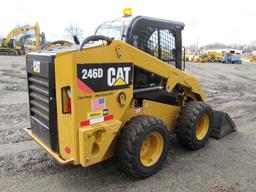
135, 108, 142, 113
92, 98, 106, 111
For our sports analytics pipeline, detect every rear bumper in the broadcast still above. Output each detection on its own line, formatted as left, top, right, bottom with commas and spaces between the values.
23, 127, 73, 165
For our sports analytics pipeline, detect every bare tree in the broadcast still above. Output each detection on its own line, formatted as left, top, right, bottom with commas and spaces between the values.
64, 23, 84, 41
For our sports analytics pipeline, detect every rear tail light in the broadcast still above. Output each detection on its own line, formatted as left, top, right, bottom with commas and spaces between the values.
62, 86, 72, 114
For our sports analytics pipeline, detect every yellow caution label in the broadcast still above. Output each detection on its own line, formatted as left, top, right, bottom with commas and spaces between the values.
33, 61, 40, 73
87, 110, 104, 119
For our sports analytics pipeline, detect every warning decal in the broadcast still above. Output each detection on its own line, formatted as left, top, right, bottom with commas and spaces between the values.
33, 61, 40, 73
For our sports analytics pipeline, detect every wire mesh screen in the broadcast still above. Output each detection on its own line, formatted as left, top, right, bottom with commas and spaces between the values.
160, 30, 176, 65
132, 27, 176, 66
147, 30, 159, 57
132, 26, 155, 54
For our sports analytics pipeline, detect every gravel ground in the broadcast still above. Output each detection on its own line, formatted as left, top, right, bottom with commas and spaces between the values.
0, 55, 255, 192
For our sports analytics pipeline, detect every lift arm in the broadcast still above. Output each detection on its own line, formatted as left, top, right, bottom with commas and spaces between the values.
112, 40, 206, 101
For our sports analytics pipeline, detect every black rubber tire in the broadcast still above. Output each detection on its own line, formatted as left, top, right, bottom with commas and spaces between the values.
176, 101, 213, 150
117, 115, 170, 178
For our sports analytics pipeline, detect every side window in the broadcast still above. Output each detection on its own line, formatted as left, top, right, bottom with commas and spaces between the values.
147, 30, 159, 57
132, 27, 176, 89
159, 30, 176, 66
133, 28, 176, 66
133, 29, 162, 89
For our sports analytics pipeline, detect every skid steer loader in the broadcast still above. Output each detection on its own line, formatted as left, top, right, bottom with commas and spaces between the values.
24, 13, 235, 178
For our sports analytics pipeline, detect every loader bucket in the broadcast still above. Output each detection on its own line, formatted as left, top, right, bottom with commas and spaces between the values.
211, 110, 236, 139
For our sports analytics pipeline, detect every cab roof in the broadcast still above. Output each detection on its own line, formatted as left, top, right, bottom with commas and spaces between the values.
130, 16, 185, 29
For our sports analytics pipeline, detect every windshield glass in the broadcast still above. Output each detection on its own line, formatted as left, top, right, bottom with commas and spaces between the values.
96, 21, 124, 40
95, 17, 133, 40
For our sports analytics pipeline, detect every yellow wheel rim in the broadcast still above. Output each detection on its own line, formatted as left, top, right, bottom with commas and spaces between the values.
140, 132, 164, 167
196, 114, 209, 140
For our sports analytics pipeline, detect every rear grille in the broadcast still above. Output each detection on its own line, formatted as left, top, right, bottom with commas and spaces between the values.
28, 75, 49, 127
26, 54, 58, 152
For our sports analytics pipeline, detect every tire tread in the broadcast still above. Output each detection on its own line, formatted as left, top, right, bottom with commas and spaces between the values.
176, 101, 212, 150
117, 115, 168, 178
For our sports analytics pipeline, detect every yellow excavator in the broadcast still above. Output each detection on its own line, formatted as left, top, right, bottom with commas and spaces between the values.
0, 23, 40, 55
24, 9, 235, 178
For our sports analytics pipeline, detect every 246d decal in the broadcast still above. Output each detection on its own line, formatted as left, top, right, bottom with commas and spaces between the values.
77, 63, 133, 93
